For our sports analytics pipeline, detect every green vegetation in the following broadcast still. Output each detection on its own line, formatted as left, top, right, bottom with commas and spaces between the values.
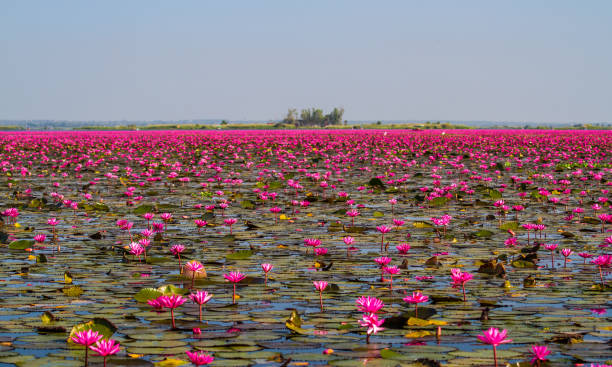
282, 107, 345, 127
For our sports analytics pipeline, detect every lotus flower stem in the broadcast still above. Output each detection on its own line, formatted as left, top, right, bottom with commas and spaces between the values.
319, 291, 323, 311
492, 345, 498, 367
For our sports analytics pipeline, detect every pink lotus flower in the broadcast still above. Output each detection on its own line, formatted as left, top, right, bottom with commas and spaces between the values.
128, 242, 144, 261
160, 212, 173, 222
578, 252, 593, 264
224, 218, 238, 234
304, 238, 321, 254
450, 268, 474, 301
477, 327, 512, 367
261, 263, 273, 285
224, 271, 246, 304
403, 291, 429, 318
346, 209, 360, 227
356, 296, 384, 314
71, 329, 103, 366
383, 265, 400, 289
170, 244, 185, 271
358, 313, 385, 343
34, 234, 46, 244
194, 219, 207, 232
158, 294, 186, 329
529, 345, 551, 366
561, 248, 573, 268
269, 206, 282, 224
374, 256, 392, 266
313, 280, 328, 311
185, 260, 205, 288
147, 298, 165, 311
314, 247, 328, 256
591, 254, 612, 285
186, 350, 214, 366
343, 236, 357, 256
376, 225, 392, 252
393, 218, 405, 227
89, 338, 121, 367
374, 256, 392, 281
544, 243, 558, 268
396, 243, 410, 255
190, 290, 212, 322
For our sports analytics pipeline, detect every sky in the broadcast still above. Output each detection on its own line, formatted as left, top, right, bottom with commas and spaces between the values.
1, 0, 611, 123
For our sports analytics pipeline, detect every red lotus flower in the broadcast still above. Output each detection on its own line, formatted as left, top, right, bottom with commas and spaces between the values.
450, 268, 474, 301
313, 280, 328, 311
190, 290, 212, 322
403, 291, 429, 318
358, 313, 385, 344
186, 350, 214, 366
71, 329, 103, 366
261, 263, 273, 285
477, 327, 512, 367
356, 296, 384, 314
224, 271, 246, 304
89, 339, 121, 367
529, 345, 551, 366
158, 294, 186, 329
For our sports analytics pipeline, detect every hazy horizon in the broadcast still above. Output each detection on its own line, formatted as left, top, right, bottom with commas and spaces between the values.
2, 1, 611, 123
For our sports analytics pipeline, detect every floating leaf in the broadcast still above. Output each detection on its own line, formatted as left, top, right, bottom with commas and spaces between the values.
429, 197, 448, 207
68, 318, 117, 343
511, 259, 537, 268
500, 221, 519, 230
285, 309, 310, 335
134, 288, 163, 303
8, 239, 34, 250
157, 284, 188, 295
488, 189, 502, 200
154, 359, 188, 367
226, 250, 253, 260
62, 285, 84, 297
474, 229, 494, 238
406, 317, 447, 327
368, 178, 385, 188
41, 311, 55, 324
133, 204, 155, 215
240, 200, 255, 209
404, 330, 433, 338
380, 349, 403, 359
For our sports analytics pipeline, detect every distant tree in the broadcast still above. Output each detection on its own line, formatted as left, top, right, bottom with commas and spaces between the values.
221, 120, 228, 125
300, 108, 325, 126
284, 107, 346, 126
283, 109, 298, 125
326, 107, 344, 125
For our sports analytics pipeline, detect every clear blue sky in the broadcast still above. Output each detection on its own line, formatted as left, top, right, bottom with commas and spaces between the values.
1, 0, 611, 123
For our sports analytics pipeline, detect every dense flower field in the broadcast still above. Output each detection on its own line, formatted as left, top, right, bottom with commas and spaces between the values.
0, 129, 611, 366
